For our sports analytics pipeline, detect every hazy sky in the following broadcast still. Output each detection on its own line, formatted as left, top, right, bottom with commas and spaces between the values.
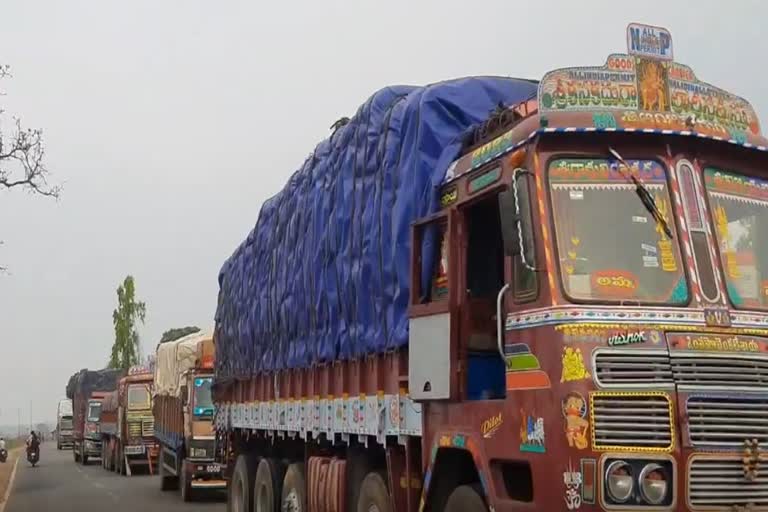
0, 0, 766, 425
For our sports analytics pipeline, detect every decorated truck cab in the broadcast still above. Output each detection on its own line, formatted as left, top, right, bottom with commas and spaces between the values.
215, 24, 768, 512
418, 24, 768, 511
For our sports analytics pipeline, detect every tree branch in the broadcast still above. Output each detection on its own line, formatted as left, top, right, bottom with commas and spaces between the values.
0, 118, 60, 198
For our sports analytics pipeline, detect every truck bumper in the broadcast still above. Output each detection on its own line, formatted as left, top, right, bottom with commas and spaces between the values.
84, 439, 102, 457
186, 460, 227, 489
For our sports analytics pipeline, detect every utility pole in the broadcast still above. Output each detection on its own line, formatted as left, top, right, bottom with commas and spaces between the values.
17, 408, 21, 439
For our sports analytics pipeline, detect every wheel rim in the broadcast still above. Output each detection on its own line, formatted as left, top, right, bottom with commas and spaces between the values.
282, 489, 300, 512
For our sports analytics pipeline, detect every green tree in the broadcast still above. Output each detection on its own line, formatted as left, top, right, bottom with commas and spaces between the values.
109, 276, 147, 370
159, 326, 201, 344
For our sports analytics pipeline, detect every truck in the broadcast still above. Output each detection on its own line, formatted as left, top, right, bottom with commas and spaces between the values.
100, 366, 159, 476
56, 399, 74, 450
154, 331, 224, 501
66, 368, 123, 465
212, 24, 768, 512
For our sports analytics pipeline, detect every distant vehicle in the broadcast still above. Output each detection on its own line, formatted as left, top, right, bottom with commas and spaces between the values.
101, 365, 159, 476
66, 368, 123, 465
155, 332, 224, 501
0, 448, 7, 463
56, 398, 74, 450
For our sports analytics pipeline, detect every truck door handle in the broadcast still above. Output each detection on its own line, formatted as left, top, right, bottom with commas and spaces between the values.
496, 283, 510, 359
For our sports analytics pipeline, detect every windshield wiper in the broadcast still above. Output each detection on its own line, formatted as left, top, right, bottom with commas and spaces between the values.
609, 148, 673, 239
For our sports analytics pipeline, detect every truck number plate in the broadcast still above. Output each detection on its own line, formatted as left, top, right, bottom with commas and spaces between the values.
206, 464, 220, 473
124, 445, 145, 455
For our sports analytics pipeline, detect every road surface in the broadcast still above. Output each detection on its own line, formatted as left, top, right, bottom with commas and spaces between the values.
5, 443, 226, 512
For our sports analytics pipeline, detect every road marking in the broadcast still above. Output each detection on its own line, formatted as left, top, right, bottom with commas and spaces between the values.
0, 455, 21, 512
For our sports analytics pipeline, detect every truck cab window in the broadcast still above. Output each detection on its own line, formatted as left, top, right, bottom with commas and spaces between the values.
512, 173, 538, 302
428, 223, 449, 302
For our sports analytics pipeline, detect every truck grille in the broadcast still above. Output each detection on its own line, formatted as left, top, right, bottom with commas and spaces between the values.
142, 418, 154, 437
593, 350, 673, 387
128, 418, 155, 439
689, 456, 768, 508
671, 353, 768, 389
687, 396, 768, 448
591, 392, 674, 451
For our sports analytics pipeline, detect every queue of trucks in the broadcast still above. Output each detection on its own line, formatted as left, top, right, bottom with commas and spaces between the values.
59, 23, 768, 511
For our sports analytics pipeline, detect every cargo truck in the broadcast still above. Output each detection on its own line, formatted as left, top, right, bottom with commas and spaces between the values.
56, 399, 74, 450
213, 24, 768, 512
101, 366, 159, 475
154, 332, 225, 501
66, 368, 123, 465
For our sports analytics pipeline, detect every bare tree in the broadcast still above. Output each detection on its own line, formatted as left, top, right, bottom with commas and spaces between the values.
0, 65, 59, 197
0, 65, 59, 271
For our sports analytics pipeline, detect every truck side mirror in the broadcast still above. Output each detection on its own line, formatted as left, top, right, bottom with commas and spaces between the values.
181, 385, 188, 406
499, 168, 538, 270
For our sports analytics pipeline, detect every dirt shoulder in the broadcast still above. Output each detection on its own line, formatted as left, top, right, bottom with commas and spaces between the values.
0, 446, 24, 508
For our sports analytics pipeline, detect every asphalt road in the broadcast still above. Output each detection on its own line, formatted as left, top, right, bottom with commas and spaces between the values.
5, 442, 226, 512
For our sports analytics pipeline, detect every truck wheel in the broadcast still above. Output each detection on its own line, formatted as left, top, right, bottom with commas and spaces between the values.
57, 443, 61, 451
357, 472, 392, 512
159, 455, 178, 491
280, 463, 306, 512
180, 460, 195, 502
82, 455, 89, 465
444, 485, 488, 512
228, 454, 257, 512
254, 458, 284, 512
73, 448, 79, 463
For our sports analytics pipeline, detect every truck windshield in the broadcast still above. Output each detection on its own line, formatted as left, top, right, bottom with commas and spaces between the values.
193, 376, 214, 417
60, 417, 73, 429
704, 167, 768, 309
127, 384, 151, 410
549, 158, 688, 304
87, 402, 102, 422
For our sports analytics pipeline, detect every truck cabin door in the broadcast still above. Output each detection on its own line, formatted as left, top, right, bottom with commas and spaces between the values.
408, 212, 459, 401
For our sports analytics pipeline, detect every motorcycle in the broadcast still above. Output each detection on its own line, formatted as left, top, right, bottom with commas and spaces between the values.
0, 448, 7, 463
27, 446, 39, 467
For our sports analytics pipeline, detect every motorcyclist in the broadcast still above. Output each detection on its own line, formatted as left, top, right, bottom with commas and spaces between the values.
26, 430, 40, 454
0, 437, 6, 451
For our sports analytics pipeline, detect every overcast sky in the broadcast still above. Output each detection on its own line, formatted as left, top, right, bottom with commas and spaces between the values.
0, 0, 766, 426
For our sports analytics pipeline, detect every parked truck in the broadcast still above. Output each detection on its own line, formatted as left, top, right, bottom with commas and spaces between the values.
66, 368, 123, 465
100, 366, 159, 476
154, 331, 224, 501
56, 399, 74, 450
213, 24, 768, 512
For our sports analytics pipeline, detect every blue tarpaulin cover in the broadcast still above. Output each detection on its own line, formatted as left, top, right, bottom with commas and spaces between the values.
215, 77, 538, 378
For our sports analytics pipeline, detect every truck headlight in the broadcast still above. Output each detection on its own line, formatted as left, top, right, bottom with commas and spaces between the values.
639, 463, 669, 505
605, 460, 633, 503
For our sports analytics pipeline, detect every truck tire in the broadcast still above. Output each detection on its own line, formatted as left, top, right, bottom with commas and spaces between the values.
228, 453, 257, 512
254, 458, 284, 512
280, 463, 306, 512
357, 472, 392, 512
180, 459, 195, 502
73, 447, 80, 463
159, 454, 178, 491
444, 485, 488, 512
